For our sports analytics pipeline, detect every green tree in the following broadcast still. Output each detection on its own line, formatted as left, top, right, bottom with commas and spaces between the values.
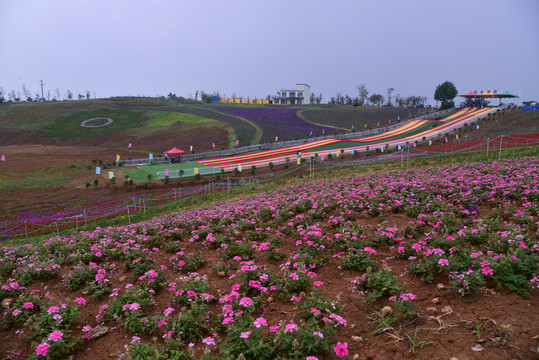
357, 83, 369, 105
434, 81, 458, 109
386, 87, 395, 106
369, 94, 384, 106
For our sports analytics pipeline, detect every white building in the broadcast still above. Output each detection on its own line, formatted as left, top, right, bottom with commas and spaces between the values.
272, 84, 311, 105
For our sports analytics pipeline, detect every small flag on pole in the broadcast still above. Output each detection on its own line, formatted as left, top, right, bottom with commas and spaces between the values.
365, 124, 367, 128
413, 142, 416, 148
398, 116, 400, 121
149, 153, 153, 159
128, 143, 132, 148
476, 125, 479, 130
108, 171, 115, 179
322, 129, 325, 134
238, 164, 242, 172
275, 136, 278, 141
456, 134, 459, 139
194, 168, 198, 175
297, 157, 301, 164
351, 125, 354, 129
377, 122, 379, 127
165, 168, 169, 177
381, 147, 384, 152
429, 140, 432, 146
0, 155, 4, 161
398, 145, 401, 150
389, 120, 391, 124
351, 149, 355, 154
212, 142, 215, 148
190, 145, 193, 151
309, 131, 312, 136
236, 140, 239, 146
116, 155, 120, 162
96, 166, 101, 175
321, 155, 325, 161
445, 137, 448, 143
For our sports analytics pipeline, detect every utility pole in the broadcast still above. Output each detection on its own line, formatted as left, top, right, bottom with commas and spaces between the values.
39, 80, 45, 100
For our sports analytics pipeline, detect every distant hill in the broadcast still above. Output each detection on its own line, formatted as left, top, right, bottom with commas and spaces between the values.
0, 98, 536, 153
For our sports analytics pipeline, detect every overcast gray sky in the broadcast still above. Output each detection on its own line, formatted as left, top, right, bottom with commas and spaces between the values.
1, 0, 538, 104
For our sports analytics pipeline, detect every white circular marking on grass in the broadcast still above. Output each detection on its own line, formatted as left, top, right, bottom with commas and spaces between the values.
80, 117, 114, 128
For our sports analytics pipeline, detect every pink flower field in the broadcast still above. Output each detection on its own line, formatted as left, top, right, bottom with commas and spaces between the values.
1, 157, 538, 359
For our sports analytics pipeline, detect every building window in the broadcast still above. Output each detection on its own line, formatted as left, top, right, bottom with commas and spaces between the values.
298, 92, 303, 97
281, 91, 287, 97
282, 99, 288, 104
298, 99, 302, 104
289, 92, 295, 97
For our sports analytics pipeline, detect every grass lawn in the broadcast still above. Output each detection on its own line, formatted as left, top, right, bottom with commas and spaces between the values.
122, 161, 215, 182
42, 108, 147, 141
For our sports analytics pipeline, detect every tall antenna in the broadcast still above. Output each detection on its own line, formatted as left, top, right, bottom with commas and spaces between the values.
39, 80, 45, 100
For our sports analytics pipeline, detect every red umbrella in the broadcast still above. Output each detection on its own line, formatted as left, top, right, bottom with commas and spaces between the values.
164, 147, 186, 154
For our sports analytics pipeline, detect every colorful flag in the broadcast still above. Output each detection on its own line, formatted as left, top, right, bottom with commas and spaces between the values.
212, 142, 215, 148
0, 155, 4, 161
445, 137, 448, 143
321, 155, 325, 161
429, 140, 432, 146
275, 136, 278, 141
108, 171, 115, 179
389, 120, 391, 124
351, 149, 355, 154
149, 153, 153, 159
322, 129, 325, 134
96, 167, 101, 175
165, 168, 169, 177
116, 155, 120, 162
236, 140, 239, 146
309, 131, 312, 136
413, 142, 416, 147
351, 125, 354, 129
381, 147, 384, 152
365, 124, 367, 128
194, 168, 198, 175
297, 157, 301, 165
128, 143, 132, 148
397, 116, 400, 121
476, 125, 479, 130
456, 134, 459, 139
398, 145, 401, 150
190, 145, 193, 151
238, 164, 242, 172
377, 122, 379, 127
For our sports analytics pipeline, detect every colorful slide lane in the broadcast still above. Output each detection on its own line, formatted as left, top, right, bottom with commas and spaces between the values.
199, 107, 497, 171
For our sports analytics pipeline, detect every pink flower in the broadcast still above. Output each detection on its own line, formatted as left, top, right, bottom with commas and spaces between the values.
253, 317, 267, 328
438, 258, 449, 266
82, 325, 93, 332
74, 297, 86, 305
163, 307, 174, 316
284, 323, 298, 332
313, 281, 324, 287
306, 357, 319, 360
269, 325, 280, 333
36, 343, 51, 356
23, 302, 34, 309
49, 330, 63, 342
187, 290, 197, 297
129, 303, 140, 311
335, 341, 349, 357
239, 297, 253, 307
482, 267, 494, 276
240, 331, 250, 338
47, 306, 59, 314
202, 336, 215, 345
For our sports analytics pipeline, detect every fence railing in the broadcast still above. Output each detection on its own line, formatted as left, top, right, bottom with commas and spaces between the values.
2, 132, 537, 239
120, 108, 457, 166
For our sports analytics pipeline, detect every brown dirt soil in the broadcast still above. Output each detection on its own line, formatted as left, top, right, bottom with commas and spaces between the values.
0, 209, 538, 359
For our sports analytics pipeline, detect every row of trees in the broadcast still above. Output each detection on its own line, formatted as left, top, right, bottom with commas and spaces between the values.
0, 85, 92, 103
326, 84, 427, 107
